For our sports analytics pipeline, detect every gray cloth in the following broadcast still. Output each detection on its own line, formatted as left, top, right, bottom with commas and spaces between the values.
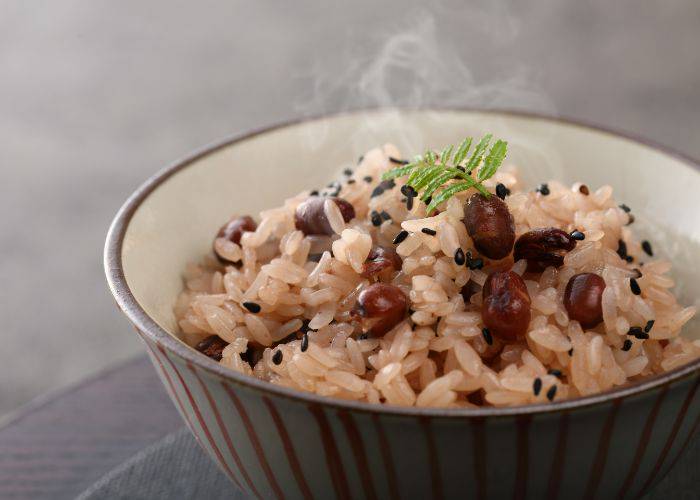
78, 427, 697, 499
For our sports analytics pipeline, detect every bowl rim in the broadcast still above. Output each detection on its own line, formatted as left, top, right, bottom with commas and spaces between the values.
105, 107, 700, 418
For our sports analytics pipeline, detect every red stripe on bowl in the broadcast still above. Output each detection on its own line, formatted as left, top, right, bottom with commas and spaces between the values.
262, 396, 314, 500
584, 399, 622, 500
371, 414, 400, 500
222, 382, 285, 500
617, 386, 668, 499
337, 411, 378, 500
308, 404, 351, 500
637, 375, 700, 497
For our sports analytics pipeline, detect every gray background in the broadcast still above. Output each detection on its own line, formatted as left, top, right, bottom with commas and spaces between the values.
1, 0, 699, 417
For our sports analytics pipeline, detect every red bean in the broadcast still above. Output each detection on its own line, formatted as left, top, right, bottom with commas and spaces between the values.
294, 196, 355, 236
463, 193, 515, 260
217, 215, 256, 244
513, 228, 576, 272
214, 215, 256, 262
482, 271, 531, 340
195, 335, 228, 361
564, 273, 606, 328
361, 246, 402, 279
354, 283, 408, 336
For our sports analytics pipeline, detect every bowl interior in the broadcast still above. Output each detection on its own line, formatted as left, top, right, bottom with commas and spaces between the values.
119, 109, 700, 349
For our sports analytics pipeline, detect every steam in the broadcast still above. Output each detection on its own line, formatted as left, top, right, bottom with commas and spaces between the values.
296, 8, 557, 175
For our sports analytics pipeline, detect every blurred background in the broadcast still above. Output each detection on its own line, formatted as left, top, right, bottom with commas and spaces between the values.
1, 0, 699, 418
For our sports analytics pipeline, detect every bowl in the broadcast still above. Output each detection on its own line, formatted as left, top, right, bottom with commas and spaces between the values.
105, 109, 700, 499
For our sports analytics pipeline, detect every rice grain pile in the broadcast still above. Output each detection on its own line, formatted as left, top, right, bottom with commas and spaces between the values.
175, 143, 700, 407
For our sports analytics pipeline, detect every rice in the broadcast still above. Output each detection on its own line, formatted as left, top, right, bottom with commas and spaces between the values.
176, 143, 700, 408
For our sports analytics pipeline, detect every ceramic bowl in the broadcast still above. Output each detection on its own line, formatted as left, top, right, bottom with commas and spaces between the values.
105, 109, 700, 499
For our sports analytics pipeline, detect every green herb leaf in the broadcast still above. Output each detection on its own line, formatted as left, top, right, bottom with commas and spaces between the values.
477, 139, 508, 182
381, 133, 508, 214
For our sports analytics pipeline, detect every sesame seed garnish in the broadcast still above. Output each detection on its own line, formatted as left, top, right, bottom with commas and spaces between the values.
421, 227, 437, 236
625, 255, 634, 263
380, 211, 392, 221
546, 385, 558, 401
357, 155, 364, 164
272, 349, 283, 365
370, 211, 382, 227
628, 326, 648, 339
616, 240, 628, 260
482, 327, 493, 346
300, 333, 309, 352
537, 183, 550, 196
495, 183, 510, 199
309, 190, 319, 196
466, 251, 484, 270
642, 240, 654, 256
242, 301, 261, 313
619, 203, 631, 213
570, 230, 585, 241
533, 377, 542, 396
400, 184, 417, 197
363, 175, 373, 183
548, 369, 562, 378
389, 156, 409, 165
644, 319, 655, 333
347, 179, 356, 184
579, 184, 590, 195
393, 230, 409, 245
630, 278, 642, 295
343, 168, 353, 176
622, 339, 633, 351
424, 196, 432, 205
626, 214, 635, 225
454, 248, 466, 266
406, 196, 414, 211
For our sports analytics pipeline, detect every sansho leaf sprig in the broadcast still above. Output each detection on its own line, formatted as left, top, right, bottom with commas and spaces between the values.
382, 134, 508, 214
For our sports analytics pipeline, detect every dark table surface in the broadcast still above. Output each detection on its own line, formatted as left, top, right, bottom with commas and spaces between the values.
1, 354, 698, 499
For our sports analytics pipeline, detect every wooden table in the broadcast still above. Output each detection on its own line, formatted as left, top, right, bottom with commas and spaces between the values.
0, 356, 182, 499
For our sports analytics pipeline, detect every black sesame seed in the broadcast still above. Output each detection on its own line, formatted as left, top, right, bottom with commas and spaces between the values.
533, 377, 542, 396
393, 230, 409, 245
370, 211, 382, 227
389, 156, 409, 165
496, 183, 509, 199
454, 248, 466, 266
622, 339, 633, 351
242, 301, 261, 313
309, 190, 319, 196
421, 227, 437, 236
619, 203, 631, 213
363, 175, 373, 183
570, 230, 585, 241
546, 385, 558, 401
537, 183, 550, 196
371, 186, 384, 198
548, 369, 562, 378
579, 184, 590, 195
272, 349, 283, 365
617, 240, 628, 260
327, 181, 339, 188
625, 255, 634, 263
482, 327, 493, 346
626, 214, 635, 226
627, 326, 644, 336
380, 211, 392, 221
424, 196, 432, 205
466, 252, 484, 270
347, 179, 356, 184
400, 184, 416, 197
642, 240, 654, 257
406, 196, 414, 211
630, 278, 642, 295
358, 155, 364, 164
644, 319, 655, 333
300, 333, 309, 352
343, 168, 353, 176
